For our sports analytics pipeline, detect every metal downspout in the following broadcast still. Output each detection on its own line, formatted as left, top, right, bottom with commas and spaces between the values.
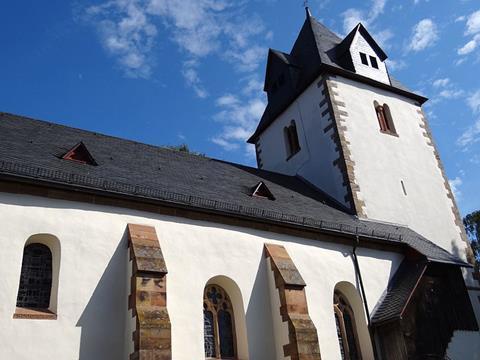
353, 235, 379, 360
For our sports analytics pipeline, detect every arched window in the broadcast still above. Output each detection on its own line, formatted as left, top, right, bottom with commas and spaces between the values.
204, 284, 236, 359
374, 102, 396, 134
16, 243, 53, 309
284, 120, 301, 159
334, 291, 361, 360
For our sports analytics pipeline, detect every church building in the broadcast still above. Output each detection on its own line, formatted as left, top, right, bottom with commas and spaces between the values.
1, 8, 479, 360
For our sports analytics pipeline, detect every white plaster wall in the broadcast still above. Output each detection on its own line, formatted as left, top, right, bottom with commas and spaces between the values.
0, 191, 403, 360
330, 75, 466, 259
350, 32, 390, 85
257, 77, 349, 206
446, 330, 480, 360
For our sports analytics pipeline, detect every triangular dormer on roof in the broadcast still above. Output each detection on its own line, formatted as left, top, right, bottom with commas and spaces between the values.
251, 181, 275, 200
62, 142, 97, 166
335, 23, 391, 85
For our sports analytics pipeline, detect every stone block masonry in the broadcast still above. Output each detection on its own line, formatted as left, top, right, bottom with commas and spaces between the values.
265, 243, 322, 360
127, 224, 171, 360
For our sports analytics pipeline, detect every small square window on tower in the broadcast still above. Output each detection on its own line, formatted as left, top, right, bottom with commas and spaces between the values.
360, 52, 368, 65
370, 56, 379, 69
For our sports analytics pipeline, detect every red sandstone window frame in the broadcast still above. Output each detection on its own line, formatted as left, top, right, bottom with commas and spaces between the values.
374, 102, 397, 136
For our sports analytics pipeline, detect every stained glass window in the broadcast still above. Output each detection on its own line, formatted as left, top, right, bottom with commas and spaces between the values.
334, 291, 361, 360
204, 309, 216, 357
203, 285, 236, 359
16, 244, 52, 309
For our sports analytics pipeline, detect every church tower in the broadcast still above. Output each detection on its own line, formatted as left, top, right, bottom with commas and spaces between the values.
248, 9, 473, 262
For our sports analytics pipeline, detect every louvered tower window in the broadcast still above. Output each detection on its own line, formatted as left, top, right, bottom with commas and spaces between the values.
284, 120, 301, 159
204, 284, 236, 359
16, 244, 53, 309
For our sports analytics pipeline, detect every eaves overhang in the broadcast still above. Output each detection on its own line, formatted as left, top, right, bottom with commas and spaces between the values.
0, 161, 469, 269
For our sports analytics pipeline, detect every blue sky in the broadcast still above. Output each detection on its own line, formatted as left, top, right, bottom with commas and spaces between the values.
0, 0, 479, 215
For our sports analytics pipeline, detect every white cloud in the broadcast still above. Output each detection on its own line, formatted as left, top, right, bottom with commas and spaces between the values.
211, 77, 266, 155
468, 90, 480, 113
430, 78, 465, 102
439, 89, 464, 99
457, 10, 480, 61
85, 0, 270, 94
342, 8, 364, 34
373, 29, 394, 49
216, 94, 239, 107
182, 60, 208, 98
457, 118, 480, 148
465, 10, 480, 35
458, 34, 480, 55
448, 177, 463, 200
224, 45, 265, 73
385, 59, 407, 71
432, 78, 450, 88
407, 19, 439, 52
342, 0, 387, 34
84, 1, 158, 78
370, 0, 387, 21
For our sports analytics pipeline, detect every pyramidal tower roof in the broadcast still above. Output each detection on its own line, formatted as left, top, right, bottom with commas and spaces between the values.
248, 11, 427, 143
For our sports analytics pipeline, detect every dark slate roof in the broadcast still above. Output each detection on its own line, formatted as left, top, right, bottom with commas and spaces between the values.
371, 260, 427, 325
270, 49, 296, 66
248, 13, 426, 142
0, 112, 468, 267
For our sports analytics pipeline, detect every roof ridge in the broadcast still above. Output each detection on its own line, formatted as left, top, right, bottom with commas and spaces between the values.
0, 111, 212, 162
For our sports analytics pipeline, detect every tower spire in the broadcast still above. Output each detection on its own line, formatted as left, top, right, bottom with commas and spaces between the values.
304, 0, 312, 18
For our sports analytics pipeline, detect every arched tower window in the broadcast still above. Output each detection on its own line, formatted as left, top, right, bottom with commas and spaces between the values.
16, 243, 53, 309
374, 102, 396, 135
334, 291, 362, 360
204, 284, 236, 359
284, 120, 301, 159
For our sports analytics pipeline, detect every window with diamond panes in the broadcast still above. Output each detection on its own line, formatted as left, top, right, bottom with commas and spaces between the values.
334, 291, 361, 360
16, 244, 52, 309
203, 284, 236, 359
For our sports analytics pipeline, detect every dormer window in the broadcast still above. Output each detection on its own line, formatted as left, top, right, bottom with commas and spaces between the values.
251, 181, 275, 200
62, 142, 97, 165
284, 120, 301, 159
370, 56, 379, 69
360, 52, 368, 65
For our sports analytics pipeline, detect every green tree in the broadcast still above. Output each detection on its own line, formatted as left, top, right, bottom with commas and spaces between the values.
463, 210, 480, 270
167, 144, 205, 157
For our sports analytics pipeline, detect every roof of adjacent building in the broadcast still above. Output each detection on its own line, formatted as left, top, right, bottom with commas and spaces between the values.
0, 112, 468, 267
371, 259, 428, 325
248, 12, 427, 143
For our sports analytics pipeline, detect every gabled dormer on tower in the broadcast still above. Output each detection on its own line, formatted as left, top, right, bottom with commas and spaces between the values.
334, 24, 390, 85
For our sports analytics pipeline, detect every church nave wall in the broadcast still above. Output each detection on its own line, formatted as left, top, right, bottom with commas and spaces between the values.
0, 191, 403, 360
